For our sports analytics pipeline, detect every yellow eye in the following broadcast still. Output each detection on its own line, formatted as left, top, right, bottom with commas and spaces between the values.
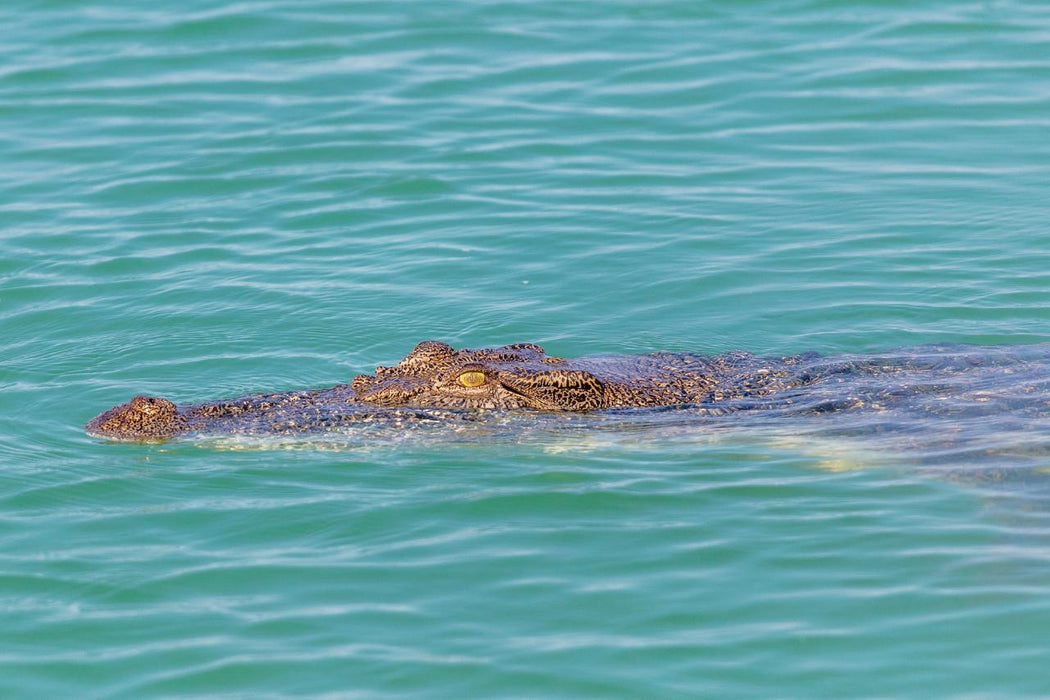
457, 371, 487, 388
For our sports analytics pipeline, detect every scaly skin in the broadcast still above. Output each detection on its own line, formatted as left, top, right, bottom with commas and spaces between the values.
86, 340, 818, 440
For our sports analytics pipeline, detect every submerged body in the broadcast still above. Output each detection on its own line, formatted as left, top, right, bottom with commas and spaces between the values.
86, 340, 1050, 442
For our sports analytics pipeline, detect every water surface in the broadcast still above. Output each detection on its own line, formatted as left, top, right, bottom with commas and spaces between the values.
4, 0, 1050, 696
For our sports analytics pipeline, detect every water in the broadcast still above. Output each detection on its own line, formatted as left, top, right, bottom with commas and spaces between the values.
3, 0, 1050, 696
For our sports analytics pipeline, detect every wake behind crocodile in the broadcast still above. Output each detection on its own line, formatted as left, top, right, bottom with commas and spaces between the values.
86, 341, 1050, 477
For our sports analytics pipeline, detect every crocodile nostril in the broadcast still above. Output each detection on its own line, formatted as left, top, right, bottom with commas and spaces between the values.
129, 395, 176, 416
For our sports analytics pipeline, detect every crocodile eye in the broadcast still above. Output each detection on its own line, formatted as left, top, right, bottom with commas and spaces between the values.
457, 371, 487, 388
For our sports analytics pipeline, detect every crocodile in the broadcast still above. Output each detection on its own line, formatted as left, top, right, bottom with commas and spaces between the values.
86, 340, 822, 441
86, 339, 1050, 451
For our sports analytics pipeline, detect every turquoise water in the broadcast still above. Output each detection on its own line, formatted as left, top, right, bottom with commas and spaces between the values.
5, 0, 1050, 696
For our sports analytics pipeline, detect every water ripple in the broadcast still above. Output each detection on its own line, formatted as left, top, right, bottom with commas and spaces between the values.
5, 0, 1050, 695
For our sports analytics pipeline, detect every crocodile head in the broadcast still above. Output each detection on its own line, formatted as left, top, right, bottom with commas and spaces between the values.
86, 341, 610, 441
350, 340, 606, 411
85, 395, 185, 440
